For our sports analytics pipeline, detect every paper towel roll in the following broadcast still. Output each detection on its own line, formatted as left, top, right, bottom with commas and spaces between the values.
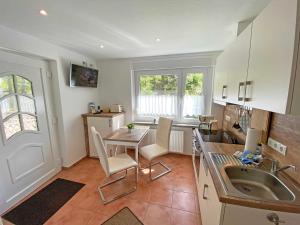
244, 128, 261, 153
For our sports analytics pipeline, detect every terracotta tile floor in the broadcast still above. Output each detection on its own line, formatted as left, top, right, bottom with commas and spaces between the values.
6, 153, 202, 225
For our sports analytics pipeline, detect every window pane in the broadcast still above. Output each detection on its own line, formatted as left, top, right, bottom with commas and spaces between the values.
0, 75, 15, 98
15, 76, 33, 97
0, 95, 18, 119
138, 74, 178, 116
183, 73, 204, 118
4, 115, 21, 139
19, 96, 36, 114
22, 114, 38, 131
140, 75, 177, 95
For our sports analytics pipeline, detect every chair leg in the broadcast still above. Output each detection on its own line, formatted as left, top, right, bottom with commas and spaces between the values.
149, 161, 172, 181
98, 167, 137, 204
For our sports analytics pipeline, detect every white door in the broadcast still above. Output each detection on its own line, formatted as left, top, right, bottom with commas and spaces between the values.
0, 58, 56, 213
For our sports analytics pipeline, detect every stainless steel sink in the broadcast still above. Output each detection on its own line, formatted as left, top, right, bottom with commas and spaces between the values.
224, 166, 295, 201
208, 152, 300, 204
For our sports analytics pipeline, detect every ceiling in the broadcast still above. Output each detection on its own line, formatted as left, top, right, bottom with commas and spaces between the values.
0, 0, 271, 60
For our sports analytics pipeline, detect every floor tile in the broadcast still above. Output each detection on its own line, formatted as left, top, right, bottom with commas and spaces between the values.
144, 204, 172, 225
171, 209, 201, 225
149, 188, 173, 207
172, 191, 196, 213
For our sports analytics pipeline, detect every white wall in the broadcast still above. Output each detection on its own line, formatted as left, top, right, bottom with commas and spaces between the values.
0, 25, 100, 167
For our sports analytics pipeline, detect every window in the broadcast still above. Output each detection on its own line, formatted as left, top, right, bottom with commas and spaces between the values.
134, 68, 211, 122
0, 74, 38, 140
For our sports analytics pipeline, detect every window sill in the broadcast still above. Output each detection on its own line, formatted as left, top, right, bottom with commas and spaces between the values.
133, 121, 199, 129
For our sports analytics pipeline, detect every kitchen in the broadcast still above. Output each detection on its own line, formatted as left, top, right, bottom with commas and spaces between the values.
1, 0, 300, 224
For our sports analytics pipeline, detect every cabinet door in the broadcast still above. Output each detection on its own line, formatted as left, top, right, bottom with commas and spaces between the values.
214, 52, 229, 104
226, 24, 252, 105
245, 0, 298, 113
198, 153, 208, 225
205, 169, 223, 225
87, 117, 112, 157
222, 204, 300, 225
112, 114, 125, 130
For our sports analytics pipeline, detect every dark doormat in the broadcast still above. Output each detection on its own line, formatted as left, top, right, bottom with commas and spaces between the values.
102, 207, 143, 225
3, 178, 85, 225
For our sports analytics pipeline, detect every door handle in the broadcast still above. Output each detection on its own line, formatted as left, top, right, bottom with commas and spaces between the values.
222, 85, 227, 99
203, 184, 208, 200
244, 81, 252, 102
108, 119, 112, 128
238, 82, 245, 101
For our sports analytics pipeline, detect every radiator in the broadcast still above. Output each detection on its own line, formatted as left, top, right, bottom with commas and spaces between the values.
148, 129, 184, 153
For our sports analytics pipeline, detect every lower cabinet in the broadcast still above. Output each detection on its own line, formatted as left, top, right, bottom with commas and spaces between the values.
198, 153, 223, 225
222, 204, 300, 225
197, 153, 300, 225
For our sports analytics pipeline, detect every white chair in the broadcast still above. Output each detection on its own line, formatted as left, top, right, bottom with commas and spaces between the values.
139, 117, 173, 180
90, 127, 138, 204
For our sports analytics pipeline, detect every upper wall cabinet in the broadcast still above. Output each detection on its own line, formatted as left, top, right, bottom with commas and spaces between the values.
214, 51, 229, 104
244, 0, 299, 114
214, 0, 300, 115
226, 24, 252, 105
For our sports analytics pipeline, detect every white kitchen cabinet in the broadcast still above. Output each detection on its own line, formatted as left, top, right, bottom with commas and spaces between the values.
244, 0, 299, 114
213, 0, 300, 114
84, 113, 125, 157
214, 51, 229, 104
222, 204, 300, 225
198, 153, 222, 225
197, 154, 300, 225
226, 24, 252, 105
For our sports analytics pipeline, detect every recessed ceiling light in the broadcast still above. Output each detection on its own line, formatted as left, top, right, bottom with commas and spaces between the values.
155, 38, 161, 42
39, 9, 48, 16
100, 44, 104, 48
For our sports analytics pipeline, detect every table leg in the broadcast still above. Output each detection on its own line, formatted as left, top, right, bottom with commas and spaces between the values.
135, 145, 139, 163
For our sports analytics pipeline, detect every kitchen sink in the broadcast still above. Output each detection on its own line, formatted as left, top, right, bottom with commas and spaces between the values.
208, 152, 300, 203
224, 166, 295, 201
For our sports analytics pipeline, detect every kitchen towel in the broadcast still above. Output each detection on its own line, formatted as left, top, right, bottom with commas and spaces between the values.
244, 128, 261, 153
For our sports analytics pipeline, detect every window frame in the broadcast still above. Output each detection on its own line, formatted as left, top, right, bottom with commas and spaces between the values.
133, 67, 209, 123
0, 74, 39, 142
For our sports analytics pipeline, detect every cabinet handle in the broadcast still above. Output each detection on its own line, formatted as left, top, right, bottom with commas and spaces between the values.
203, 184, 208, 200
266, 213, 285, 225
237, 82, 245, 101
244, 81, 252, 102
222, 85, 227, 99
108, 119, 112, 128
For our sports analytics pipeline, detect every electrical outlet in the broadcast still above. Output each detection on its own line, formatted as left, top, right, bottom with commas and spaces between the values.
268, 137, 287, 156
225, 115, 231, 122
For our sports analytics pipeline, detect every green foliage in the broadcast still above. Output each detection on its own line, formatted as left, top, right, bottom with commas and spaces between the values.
185, 73, 203, 95
0, 75, 33, 97
127, 123, 134, 129
140, 75, 177, 95
0, 75, 14, 97
139, 73, 203, 96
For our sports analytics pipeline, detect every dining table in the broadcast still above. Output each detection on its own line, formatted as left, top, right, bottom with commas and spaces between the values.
103, 126, 150, 163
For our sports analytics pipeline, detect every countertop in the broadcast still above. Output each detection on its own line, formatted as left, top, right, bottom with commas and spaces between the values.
81, 112, 124, 118
196, 129, 300, 213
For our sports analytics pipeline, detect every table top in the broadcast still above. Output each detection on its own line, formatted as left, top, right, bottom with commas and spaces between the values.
103, 126, 150, 143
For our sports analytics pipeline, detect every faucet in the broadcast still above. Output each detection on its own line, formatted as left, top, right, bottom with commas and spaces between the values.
263, 158, 296, 175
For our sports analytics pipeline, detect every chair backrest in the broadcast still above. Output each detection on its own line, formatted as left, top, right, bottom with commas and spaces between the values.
156, 117, 173, 150
90, 127, 110, 176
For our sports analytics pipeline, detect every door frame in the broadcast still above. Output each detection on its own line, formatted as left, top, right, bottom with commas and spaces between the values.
0, 50, 62, 214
